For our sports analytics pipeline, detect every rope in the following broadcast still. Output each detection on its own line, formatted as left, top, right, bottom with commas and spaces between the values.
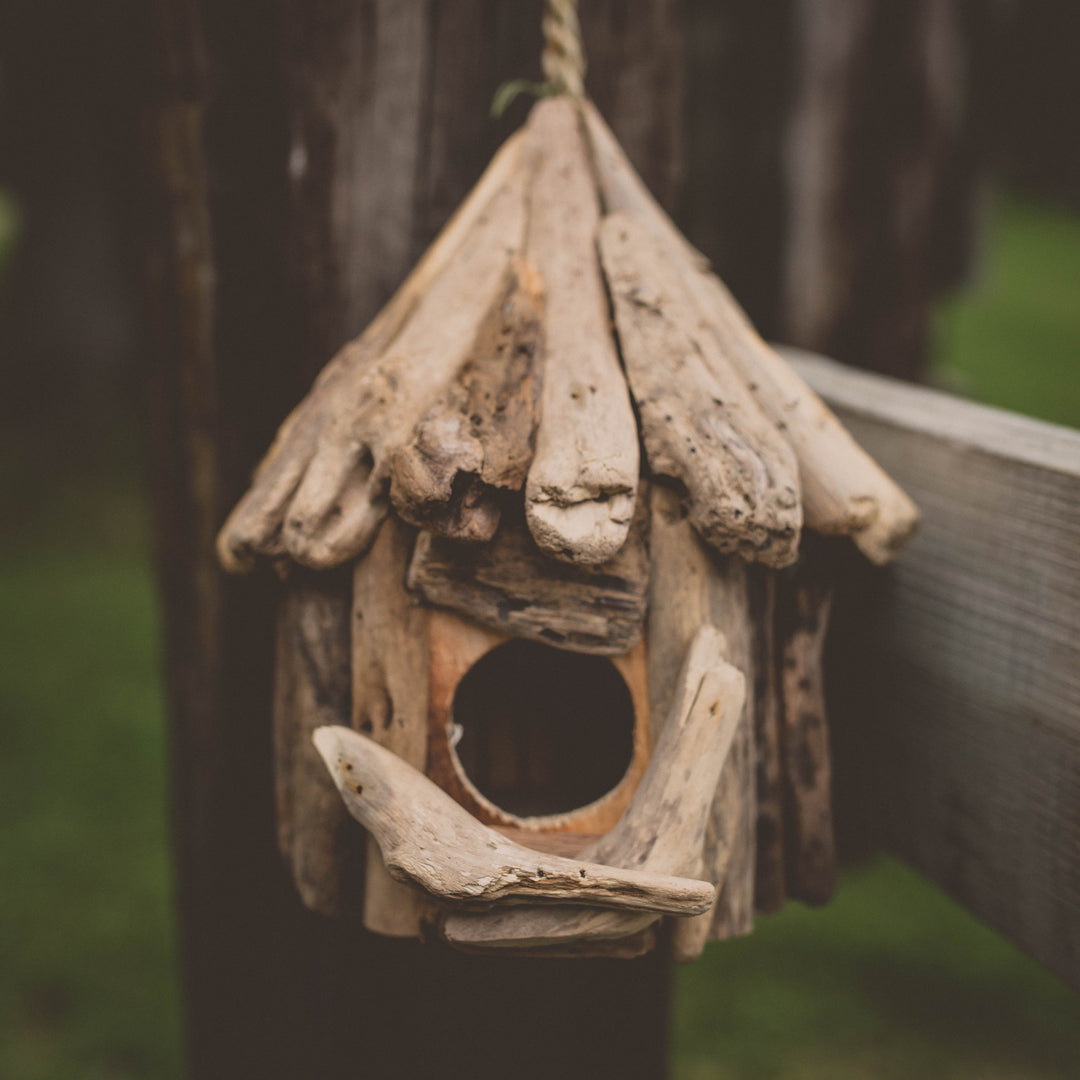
541, 0, 586, 99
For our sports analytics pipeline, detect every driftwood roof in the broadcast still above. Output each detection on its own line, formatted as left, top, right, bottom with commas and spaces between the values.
217, 98, 918, 579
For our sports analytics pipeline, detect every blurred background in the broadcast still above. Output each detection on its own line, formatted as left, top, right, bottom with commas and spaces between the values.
1, 1, 1078, 1077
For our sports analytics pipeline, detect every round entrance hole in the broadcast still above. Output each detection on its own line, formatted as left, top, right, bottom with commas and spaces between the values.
450, 639, 636, 820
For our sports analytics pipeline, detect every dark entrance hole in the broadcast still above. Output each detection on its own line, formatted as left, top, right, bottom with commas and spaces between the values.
451, 639, 635, 819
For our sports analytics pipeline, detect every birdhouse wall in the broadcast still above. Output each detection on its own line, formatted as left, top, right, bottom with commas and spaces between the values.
272, 571, 364, 919
646, 485, 756, 959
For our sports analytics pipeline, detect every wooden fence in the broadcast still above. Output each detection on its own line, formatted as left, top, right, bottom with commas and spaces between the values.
792, 351, 1080, 991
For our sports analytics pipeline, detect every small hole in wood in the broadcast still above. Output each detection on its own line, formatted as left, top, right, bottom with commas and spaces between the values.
451, 640, 635, 819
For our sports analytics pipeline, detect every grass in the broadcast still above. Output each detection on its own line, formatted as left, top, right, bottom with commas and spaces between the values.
0, 190, 1078, 1078
932, 192, 1080, 427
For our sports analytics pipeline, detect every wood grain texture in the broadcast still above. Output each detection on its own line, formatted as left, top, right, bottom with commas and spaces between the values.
443, 626, 745, 950
600, 212, 801, 567
389, 257, 544, 541
751, 570, 786, 914
273, 573, 362, 918
406, 496, 649, 656
351, 516, 431, 937
777, 559, 836, 906
313, 726, 716, 915
523, 99, 640, 565
792, 351, 1080, 990
647, 486, 756, 954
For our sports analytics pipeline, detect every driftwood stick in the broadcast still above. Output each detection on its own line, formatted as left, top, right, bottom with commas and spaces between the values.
688, 285, 921, 564
442, 626, 745, 950
778, 558, 837, 905
389, 257, 545, 541
751, 569, 787, 914
272, 572, 363, 918
352, 516, 432, 937
406, 492, 649, 657
581, 97, 918, 565
313, 726, 716, 916
280, 165, 532, 569
216, 130, 528, 572
580, 100, 707, 273
600, 213, 802, 568
647, 485, 756, 959
523, 99, 639, 566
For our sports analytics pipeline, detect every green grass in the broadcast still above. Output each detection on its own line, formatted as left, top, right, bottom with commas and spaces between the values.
0, 467, 183, 1079
933, 192, 1080, 428
1, 191, 1077, 1078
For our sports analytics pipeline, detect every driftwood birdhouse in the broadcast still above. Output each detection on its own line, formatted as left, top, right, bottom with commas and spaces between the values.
217, 90, 918, 961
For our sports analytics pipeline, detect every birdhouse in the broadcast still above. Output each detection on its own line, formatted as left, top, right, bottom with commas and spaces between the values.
217, 96, 918, 961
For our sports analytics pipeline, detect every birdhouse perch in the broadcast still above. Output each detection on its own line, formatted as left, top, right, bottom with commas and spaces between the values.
217, 7, 918, 962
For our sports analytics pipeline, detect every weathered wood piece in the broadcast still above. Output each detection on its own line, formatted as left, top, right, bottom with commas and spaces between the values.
793, 352, 1080, 990
751, 570, 786, 914
600, 213, 802, 568
582, 97, 919, 566
216, 130, 528, 571
524, 99, 639, 565
389, 256, 545, 541
687, 277, 921, 564
313, 726, 716, 915
272, 573, 361, 918
280, 168, 531, 569
351, 516, 431, 937
581, 99, 707, 272
647, 485, 756, 957
778, 557, 836, 905
406, 495, 649, 656
442, 625, 745, 950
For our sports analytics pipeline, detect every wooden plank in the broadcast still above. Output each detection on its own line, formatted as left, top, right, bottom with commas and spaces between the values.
787, 349, 1080, 990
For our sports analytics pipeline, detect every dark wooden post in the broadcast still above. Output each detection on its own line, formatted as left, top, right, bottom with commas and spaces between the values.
146, 2, 682, 1077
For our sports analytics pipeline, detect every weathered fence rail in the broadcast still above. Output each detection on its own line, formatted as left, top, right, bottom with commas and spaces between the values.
790, 350, 1080, 991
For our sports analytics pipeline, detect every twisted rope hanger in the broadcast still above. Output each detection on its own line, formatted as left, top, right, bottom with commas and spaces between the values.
541, 0, 586, 99
490, 0, 586, 116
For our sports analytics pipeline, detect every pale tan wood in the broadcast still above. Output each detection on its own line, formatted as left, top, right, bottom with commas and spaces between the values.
280, 165, 532, 569
313, 725, 716, 915
581, 96, 918, 566
684, 277, 921, 564
216, 130, 528, 572
600, 213, 802, 568
647, 488, 756, 958
778, 562, 836, 905
389, 256, 544, 541
424, 609, 651, 836
580, 100, 708, 273
272, 575, 361, 918
790, 352, 1080, 990
442, 626, 745, 950
351, 516, 431, 936
523, 99, 640, 565
405, 492, 649, 656
647, 485, 756, 955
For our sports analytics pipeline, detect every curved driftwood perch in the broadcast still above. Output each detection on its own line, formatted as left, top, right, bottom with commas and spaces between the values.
313, 726, 716, 916
442, 625, 745, 950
